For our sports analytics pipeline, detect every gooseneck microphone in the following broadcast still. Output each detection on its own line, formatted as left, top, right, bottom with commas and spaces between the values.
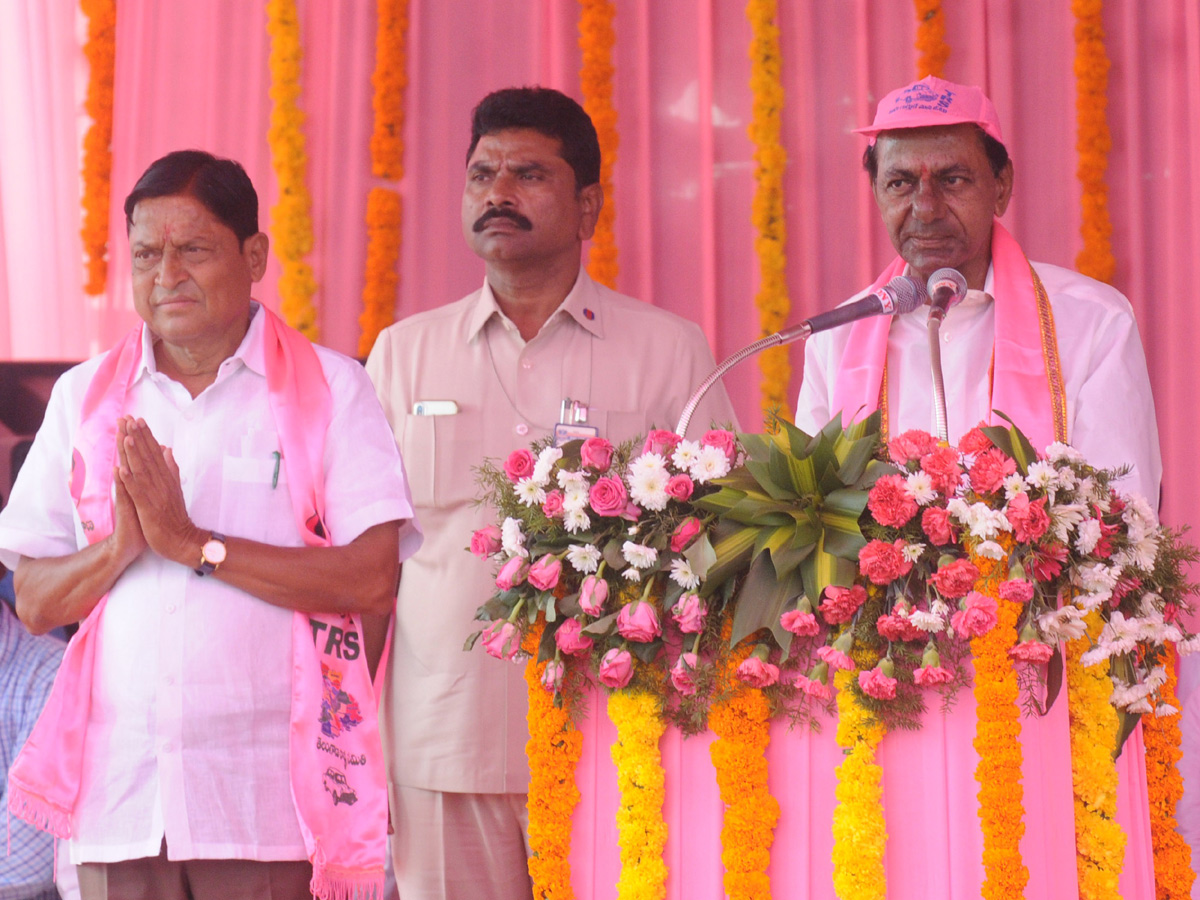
926, 267, 968, 323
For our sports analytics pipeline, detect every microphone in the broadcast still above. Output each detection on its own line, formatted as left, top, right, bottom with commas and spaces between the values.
926, 268, 968, 322
775, 275, 928, 343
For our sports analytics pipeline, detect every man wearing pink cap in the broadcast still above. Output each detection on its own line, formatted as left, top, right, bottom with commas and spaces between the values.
796, 76, 1162, 898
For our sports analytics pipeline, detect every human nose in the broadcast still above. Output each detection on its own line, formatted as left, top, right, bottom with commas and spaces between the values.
155, 246, 187, 289
910, 177, 946, 222
485, 171, 517, 207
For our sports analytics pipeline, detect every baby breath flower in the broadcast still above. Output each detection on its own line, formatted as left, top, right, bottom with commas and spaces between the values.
905, 471, 938, 505
671, 440, 703, 471
501, 517, 528, 558
515, 478, 547, 507
669, 557, 701, 590
622, 541, 658, 569
532, 446, 563, 485
563, 508, 590, 534
566, 544, 602, 573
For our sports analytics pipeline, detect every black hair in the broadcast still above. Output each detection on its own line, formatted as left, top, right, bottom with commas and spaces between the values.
124, 150, 259, 246
862, 125, 1010, 182
466, 87, 601, 190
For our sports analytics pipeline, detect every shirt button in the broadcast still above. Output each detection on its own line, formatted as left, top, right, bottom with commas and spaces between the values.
943, 332, 951, 342
516, 423, 530, 436
521, 360, 533, 370
162, 743, 173, 753
165, 675, 175, 686
166, 604, 177, 614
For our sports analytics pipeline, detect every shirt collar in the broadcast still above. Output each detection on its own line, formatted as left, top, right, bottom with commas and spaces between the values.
136, 302, 266, 381
465, 268, 605, 342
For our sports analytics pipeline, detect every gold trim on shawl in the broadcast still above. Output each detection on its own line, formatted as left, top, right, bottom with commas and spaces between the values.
1030, 264, 1068, 442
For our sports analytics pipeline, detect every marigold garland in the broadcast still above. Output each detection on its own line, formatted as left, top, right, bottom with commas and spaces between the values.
577, 0, 619, 288
746, 0, 791, 424
1067, 609, 1126, 900
358, 0, 409, 358
1072, 0, 1115, 284
968, 537, 1028, 899
709, 640, 779, 900
608, 689, 668, 900
266, 0, 319, 339
831, 660, 887, 900
80, 0, 116, 296
1141, 650, 1194, 900
522, 621, 583, 900
913, 0, 950, 79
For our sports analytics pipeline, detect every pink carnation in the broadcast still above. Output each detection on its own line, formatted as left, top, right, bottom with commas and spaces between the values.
737, 656, 780, 688
780, 609, 821, 637
598, 647, 634, 689
665, 473, 695, 503
914, 665, 954, 686
998, 579, 1035, 604
642, 429, 682, 457
951, 592, 999, 639
858, 666, 898, 700
921, 506, 956, 546
617, 600, 662, 643
1009, 641, 1055, 664
920, 446, 963, 496
889, 429, 938, 464
858, 539, 913, 585
527, 554, 562, 591
554, 618, 594, 656
580, 437, 615, 472
541, 491, 565, 518
481, 621, 520, 660
470, 525, 502, 559
930, 558, 981, 599
969, 448, 1017, 495
589, 475, 629, 517
867, 474, 919, 527
503, 448, 535, 482
817, 644, 854, 671
670, 653, 700, 695
1006, 493, 1051, 543
701, 429, 738, 464
876, 612, 924, 642
819, 584, 868, 624
670, 517, 703, 553
796, 675, 834, 701
958, 424, 994, 455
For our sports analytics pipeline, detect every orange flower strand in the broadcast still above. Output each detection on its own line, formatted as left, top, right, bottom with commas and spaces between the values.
577, 0, 619, 288
968, 540, 1028, 899
369, 0, 408, 180
359, 188, 402, 357
1071, 0, 1115, 284
522, 621, 582, 900
913, 0, 950, 79
1142, 649, 1194, 900
80, 0, 116, 296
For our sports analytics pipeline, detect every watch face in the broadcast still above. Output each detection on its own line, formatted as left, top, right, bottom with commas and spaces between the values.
202, 538, 227, 565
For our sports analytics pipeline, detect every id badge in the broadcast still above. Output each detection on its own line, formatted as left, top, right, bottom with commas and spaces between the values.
553, 422, 599, 446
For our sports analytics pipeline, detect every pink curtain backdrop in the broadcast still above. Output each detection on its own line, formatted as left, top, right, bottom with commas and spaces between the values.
1, 1, 1199, 895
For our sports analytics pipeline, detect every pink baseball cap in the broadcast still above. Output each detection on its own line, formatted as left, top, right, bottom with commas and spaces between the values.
854, 76, 1005, 147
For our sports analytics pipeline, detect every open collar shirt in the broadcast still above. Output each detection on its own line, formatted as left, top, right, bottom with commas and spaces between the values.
0, 305, 419, 864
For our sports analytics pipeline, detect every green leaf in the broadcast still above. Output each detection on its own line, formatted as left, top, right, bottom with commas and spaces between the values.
799, 536, 857, 604
738, 432, 774, 464
836, 431, 879, 485
684, 533, 718, 581
538, 622, 558, 663
629, 640, 661, 664
463, 630, 482, 652
700, 523, 758, 594
744, 460, 793, 501
729, 553, 804, 651
582, 611, 618, 636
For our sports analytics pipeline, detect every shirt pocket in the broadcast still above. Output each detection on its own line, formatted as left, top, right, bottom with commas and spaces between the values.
399, 410, 484, 511
219, 444, 297, 546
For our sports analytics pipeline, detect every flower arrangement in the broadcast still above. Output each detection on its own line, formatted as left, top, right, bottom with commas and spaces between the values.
80, 0, 116, 296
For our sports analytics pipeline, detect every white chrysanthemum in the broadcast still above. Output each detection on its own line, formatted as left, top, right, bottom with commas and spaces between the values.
1126, 697, 1154, 715
909, 610, 945, 633
561, 487, 589, 512
557, 468, 588, 488
628, 453, 671, 511
1179, 635, 1200, 656
1075, 561, 1121, 595
930, 599, 951, 619
690, 444, 732, 483
563, 508, 591, 534
532, 446, 563, 486
1074, 518, 1102, 555
1055, 466, 1078, 491
1075, 592, 1109, 612
671, 440, 703, 472
1080, 645, 1111, 667
974, 540, 1005, 560
1129, 536, 1160, 571
901, 541, 926, 563
946, 498, 972, 523
1077, 476, 1107, 509
1038, 605, 1087, 641
1120, 492, 1156, 529
501, 517, 528, 558
905, 471, 938, 506
1049, 502, 1088, 544
1146, 665, 1168, 690
622, 541, 658, 569
566, 544, 602, 573
1046, 442, 1085, 465
1025, 460, 1058, 491
622, 567, 643, 582
670, 558, 701, 589
515, 477, 547, 507
1002, 473, 1028, 501
1155, 703, 1179, 717
963, 502, 1010, 540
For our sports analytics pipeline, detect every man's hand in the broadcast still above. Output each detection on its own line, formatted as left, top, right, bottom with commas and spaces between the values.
117, 416, 204, 566
110, 462, 149, 569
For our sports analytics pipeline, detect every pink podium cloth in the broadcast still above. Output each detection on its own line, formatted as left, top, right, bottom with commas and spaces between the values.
568, 678, 1155, 899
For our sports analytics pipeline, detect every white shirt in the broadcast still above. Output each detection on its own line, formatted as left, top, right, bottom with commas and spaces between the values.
796, 260, 1162, 502
0, 306, 419, 863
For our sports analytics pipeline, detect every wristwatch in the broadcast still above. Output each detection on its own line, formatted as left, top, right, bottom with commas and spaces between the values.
195, 532, 227, 576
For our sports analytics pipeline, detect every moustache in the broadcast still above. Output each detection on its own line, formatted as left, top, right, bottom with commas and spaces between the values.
473, 208, 533, 233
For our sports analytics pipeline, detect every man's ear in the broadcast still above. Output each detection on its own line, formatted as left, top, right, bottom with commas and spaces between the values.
576, 183, 604, 242
244, 232, 270, 281
994, 161, 1015, 218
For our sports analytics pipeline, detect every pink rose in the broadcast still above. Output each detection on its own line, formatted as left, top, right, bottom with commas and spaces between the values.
969, 447, 1017, 495
951, 591, 999, 639
889, 429, 939, 465
495, 557, 530, 591
670, 652, 700, 695
665, 473, 694, 503
1006, 494, 1051, 543
1009, 641, 1054, 663
541, 659, 566, 691
921, 506, 956, 546
481, 621, 520, 660
920, 446, 963, 496
589, 476, 629, 517
470, 525, 502, 559
670, 517, 703, 553
580, 437, 615, 472
857, 539, 913, 585
737, 654, 780, 688
701, 429, 738, 463
958, 424, 993, 455
930, 558, 981, 599
542, 490, 565, 519
554, 617, 594, 656
671, 593, 707, 634
914, 665, 954, 686
617, 600, 661, 642
817, 643, 854, 671
598, 647, 634, 689
998, 579, 1035, 604
527, 554, 562, 592
780, 609, 821, 637
503, 448, 536, 482
819, 584, 868, 624
867, 474, 919, 527
858, 665, 898, 700
642, 429, 682, 457
579, 575, 609, 616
